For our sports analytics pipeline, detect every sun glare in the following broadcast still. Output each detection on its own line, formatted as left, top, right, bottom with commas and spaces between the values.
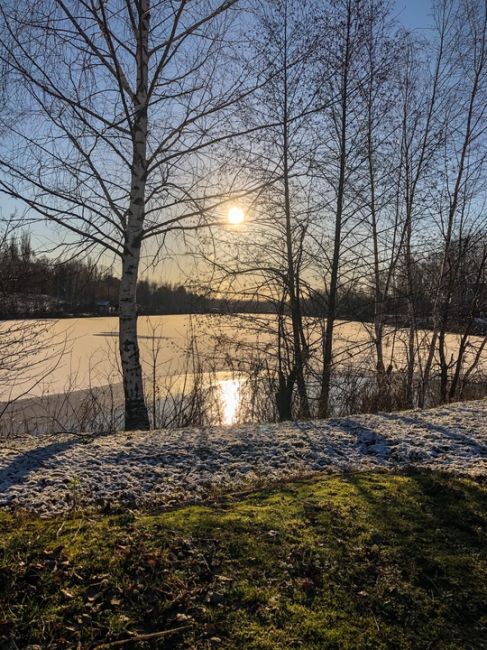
220, 379, 241, 425
228, 206, 245, 225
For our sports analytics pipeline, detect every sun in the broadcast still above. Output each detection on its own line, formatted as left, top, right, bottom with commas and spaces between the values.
228, 206, 245, 225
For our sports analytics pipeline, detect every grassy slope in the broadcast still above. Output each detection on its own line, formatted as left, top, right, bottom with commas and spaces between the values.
0, 472, 486, 649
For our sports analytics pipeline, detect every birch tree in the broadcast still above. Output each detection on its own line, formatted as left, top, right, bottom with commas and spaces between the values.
0, 0, 254, 430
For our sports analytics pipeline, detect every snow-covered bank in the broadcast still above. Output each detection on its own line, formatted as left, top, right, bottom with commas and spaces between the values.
1, 400, 486, 515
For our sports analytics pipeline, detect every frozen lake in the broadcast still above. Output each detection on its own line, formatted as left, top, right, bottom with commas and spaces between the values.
1, 314, 486, 433
3, 315, 216, 400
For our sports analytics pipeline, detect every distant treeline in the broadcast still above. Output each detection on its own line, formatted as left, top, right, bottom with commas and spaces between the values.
0, 232, 376, 319
0, 233, 275, 317
1, 233, 486, 327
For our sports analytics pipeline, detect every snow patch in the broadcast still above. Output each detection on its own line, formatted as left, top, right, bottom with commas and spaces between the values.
1, 400, 486, 515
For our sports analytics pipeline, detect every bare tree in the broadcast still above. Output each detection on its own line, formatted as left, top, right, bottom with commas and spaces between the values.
1, 0, 486, 435
315, 0, 372, 417
420, 0, 487, 405
242, 0, 319, 419
388, 13, 449, 407
0, 0, 259, 430
201, 0, 322, 420
347, 0, 403, 407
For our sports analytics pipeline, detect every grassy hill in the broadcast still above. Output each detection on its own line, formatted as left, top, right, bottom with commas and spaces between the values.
0, 471, 486, 648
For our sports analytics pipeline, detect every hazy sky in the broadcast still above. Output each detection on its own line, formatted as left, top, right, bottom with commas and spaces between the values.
2, 0, 436, 285
395, 0, 434, 30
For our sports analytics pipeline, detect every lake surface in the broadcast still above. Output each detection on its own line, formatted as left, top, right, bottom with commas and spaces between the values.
1, 314, 486, 433
1, 315, 259, 430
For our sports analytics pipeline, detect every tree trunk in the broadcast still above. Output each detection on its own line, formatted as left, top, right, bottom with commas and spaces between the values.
404, 214, 416, 409
449, 334, 468, 402
367, 105, 388, 404
450, 247, 487, 401
275, 308, 295, 421
317, 3, 351, 419
276, 370, 294, 421
279, 1, 309, 420
119, 248, 150, 430
118, 0, 151, 431
437, 282, 454, 404
438, 328, 449, 403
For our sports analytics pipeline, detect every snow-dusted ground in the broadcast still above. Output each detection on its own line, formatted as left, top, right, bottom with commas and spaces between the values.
1, 399, 486, 516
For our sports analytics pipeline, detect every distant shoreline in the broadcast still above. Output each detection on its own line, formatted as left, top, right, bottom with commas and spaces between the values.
0, 308, 280, 322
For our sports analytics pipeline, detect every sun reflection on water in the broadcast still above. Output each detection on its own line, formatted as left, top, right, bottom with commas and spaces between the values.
219, 378, 242, 425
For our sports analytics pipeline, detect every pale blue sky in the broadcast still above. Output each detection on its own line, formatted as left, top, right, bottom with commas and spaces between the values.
395, 0, 434, 30
1, 0, 436, 281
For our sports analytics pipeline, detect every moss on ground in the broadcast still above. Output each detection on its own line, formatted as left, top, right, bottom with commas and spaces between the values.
0, 472, 486, 648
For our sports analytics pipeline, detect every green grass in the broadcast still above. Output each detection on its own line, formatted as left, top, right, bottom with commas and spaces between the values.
1, 472, 486, 649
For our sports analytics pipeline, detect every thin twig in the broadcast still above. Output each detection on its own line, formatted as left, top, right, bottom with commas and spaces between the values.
93, 625, 192, 648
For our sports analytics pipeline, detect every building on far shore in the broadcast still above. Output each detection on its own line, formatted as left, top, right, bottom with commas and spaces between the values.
95, 299, 115, 316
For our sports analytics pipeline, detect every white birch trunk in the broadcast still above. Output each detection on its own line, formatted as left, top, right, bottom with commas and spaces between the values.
119, 0, 150, 431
